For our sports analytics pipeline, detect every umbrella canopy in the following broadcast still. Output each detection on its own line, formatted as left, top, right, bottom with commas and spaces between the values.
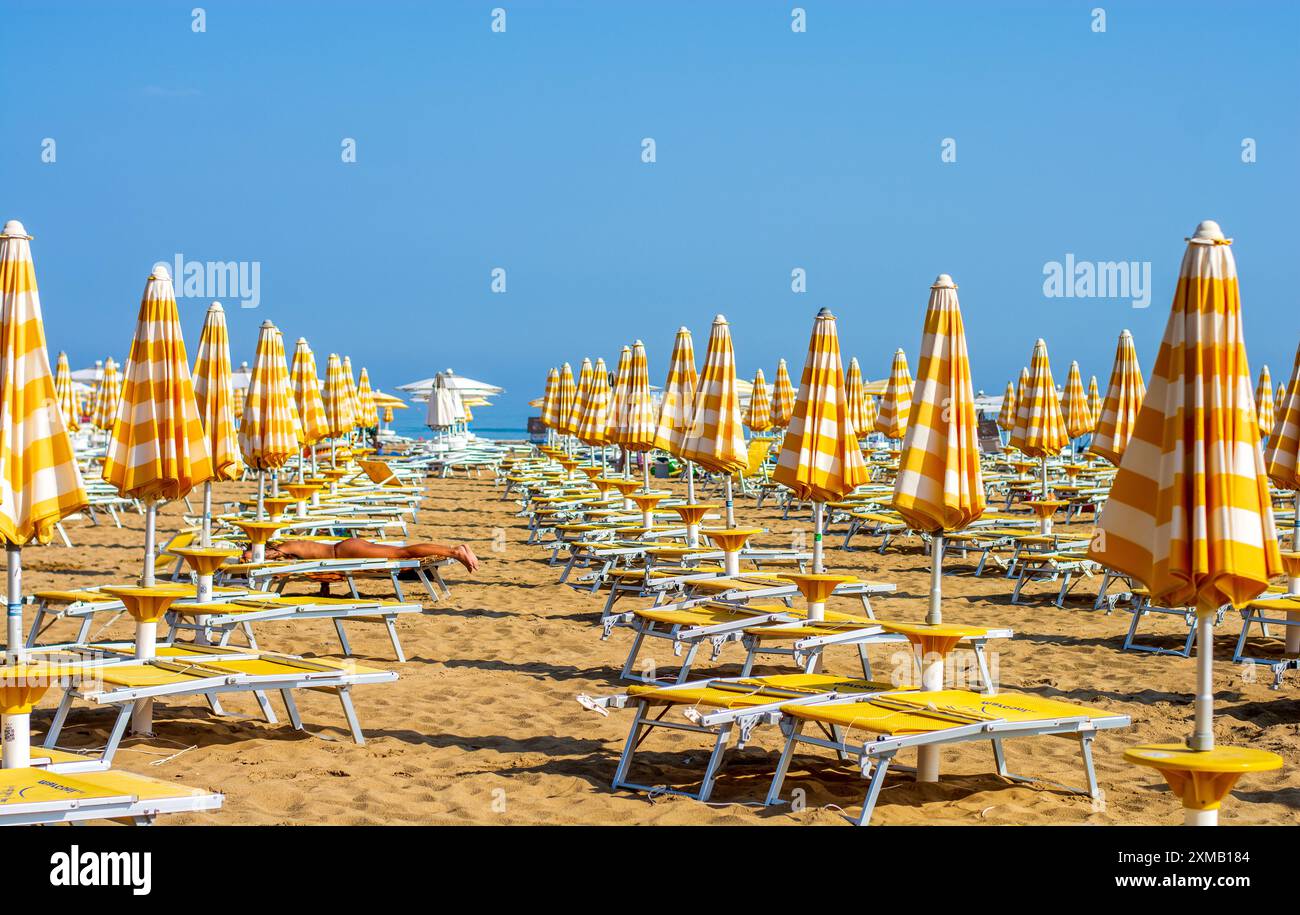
1087, 375, 1102, 429
357, 368, 379, 429
772, 308, 870, 503
892, 275, 985, 533
771, 358, 796, 428
566, 358, 594, 439
0, 220, 88, 546
1010, 339, 1068, 458
290, 338, 329, 446
1092, 329, 1147, 465
843, 357, 871, 439
1265, 343, 1300, 491
1089, 220, 1281, 613
746, 369, 772, 433
679, 315, 747, 474
342, 356, 361, 427
103, 265, 213, 503
539, 368, 562, 428
238, 321, 299, 471
613, 341, 657, 451
425, 377, 464, 429
653, 327, 698, 454
605, 346, 632, 443
554, 363, 577, 437
874, 349, 913, 440
574, 357, 611, 446
860, 389, 879, 435
273, 330, 303, 445
92, 357, 121, 431
192, 303, 243, 482
322, 353, 356, 438
1062, 360, 1092, 440
1256, 365, 1275, 437
53, 352, 79, 432
996, 381, 1017, 431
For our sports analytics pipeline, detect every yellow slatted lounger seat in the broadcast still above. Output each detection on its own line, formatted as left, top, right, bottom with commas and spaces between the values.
0, 766, 222, 826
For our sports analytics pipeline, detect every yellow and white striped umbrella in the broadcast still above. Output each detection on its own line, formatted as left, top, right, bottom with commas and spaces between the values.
1256, 365, 1275, 437
539, 367, 562, 429
290, 338, 329, 446
1061, 360, 1092, 441
0, 220, 88, 548
574, 357, 611, 446
771, 358, 796, 428
1091, 329, 1146, 465
92, 357, 121, 431
874, 349, 913, 440
1010, 339, 1068, 458
192, 302, 243, 482
341, 356, 361, 428
1014, 366, 1029, 413
1279, 383, 1287, 432
554, 362, 577, 438
613, 340, 658, 452
605, 346, 632, 444
238, 321, 299, 471
843, 357, 870, 438
747, 369, 772, 433
773, 308, 869, 502
861, 389, 878, 435
996, 381, 1017, 432
565, 358, 593, 439
53, 352, 79, 432
653, 327, 697, 454
893, 275, 985, 536
1089, 221, 1280, 613
104, 265, 214, 503
322, 353, 356, 439
273, 330, 303, 446
1265, 343, 1300, 493
1087, 374, 1102, 430
357, 367, 379, 429
679, 315, 747, 475
773, 308, 869, 574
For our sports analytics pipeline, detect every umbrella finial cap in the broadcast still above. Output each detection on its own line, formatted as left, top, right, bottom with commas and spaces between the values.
816, 306, 833, 317
207, 301, 224, 313
1, 219, 30, 238
634, 339, 643, 346
151, 263, 172, 281
678, 326, 689, 333
932, 273, 956, 288
260, 319, 274, 328
1193, 220, 1224, 240
714, 314, 727, 324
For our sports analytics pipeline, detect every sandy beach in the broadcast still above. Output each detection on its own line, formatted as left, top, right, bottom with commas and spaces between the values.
19, 470, 1299, 827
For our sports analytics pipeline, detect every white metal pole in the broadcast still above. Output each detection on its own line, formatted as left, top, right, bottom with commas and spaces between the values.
1185, 807, 1218, 826
812, 502, 825, 574
724, 477, 735, 528
6, 545, 23, 666
927, 533, 944, 626
201, 480, 213, 549
256, 472, 266, 520
643, 458, 650, 492
1189, 611, 1214, 752
142, 502, 157, 588
686, 462, 696, 503
134, 502, 159, 735
723, 550, 740, 577
2, 709, 30, 767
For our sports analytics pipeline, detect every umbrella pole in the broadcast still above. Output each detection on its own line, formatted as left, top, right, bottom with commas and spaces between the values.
257, 472, 266, 521
812, 501, 825, 574
724, 477, 735, 527
1293, 491, 1299, 552
1040, 457, 1051, 534
643, 456, 650, 493
926, 533, 944, 626
1189, 611, 1215, 755
201, 480, 213, 549
686, 461, 696, 502
6, 545, 23, 667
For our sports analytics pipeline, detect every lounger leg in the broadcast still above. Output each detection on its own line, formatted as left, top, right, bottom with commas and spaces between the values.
416, 569, 439, 604
25, 606, 46, 647
831, 725, 849, 761
42, 692, 74, 747
1079, 734, 1100, 799
855, 754, 895, 826
280, 689, 303, 730
333, 618, 354, 656
859, 596, 875, 619
101, 705, 133, 765
1181, 616, 1198, 658
697, 723, 733, 802
253, 690, 279, 725
1232, 611, 1253, 663
242, 622, 258, 649
75, 615, 93, 645
1122, 606, 1144, 651
620, 627, 649, 681
384, 615, 406, 662
347, 577, 361, 600
674, 642, 701, 684
740, 641, 758, 677
611, 703, 647, 790
764, 721, 806, 806
857, 643, 874, 680
389, 571, 406, 603
973, 642, 993, 694
337, 686, 366, 745
1055, 573, 1072, 608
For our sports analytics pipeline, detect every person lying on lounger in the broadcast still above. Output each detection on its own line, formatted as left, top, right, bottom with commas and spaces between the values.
243, 537, 480, 573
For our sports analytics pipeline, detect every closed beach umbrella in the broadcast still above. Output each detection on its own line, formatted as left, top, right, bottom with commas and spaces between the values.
773, 308, 869, 578
238, 321, 298, 518
996, 381, 1017, 432
1011, 338, 1068, 514
1265, 342, 1300, 550
1089, 221, 1282, 824
680, 315, 747, 525
93, 357, 121, 431
574, 357, 611, 450
1279, 384, 1287, 432
1087, 375, 1102, 430
874, 349, 913, 442
53, 352, 79, 432
290, 338, 329, 451
539, 367, 561, 436
1062, 360, 1092, 445
843, 358, 870, 440
0, 220, 89, 684
323, 352, 355, 451
771, 358, 796, 428
192, 302, 243, 546
341, 356, 361, 435
747, 369, 772, 434
1256, 365, 1275, 441
654, 328, 699, 496
274, 330, 303, 448
554, 362, 577, 444
357, 367, 379, 429
566, 358, 593, 441
861, 390, 878, 437
1092, 329, 1146, 465
605, 346, 632, 468
614, 341, 658, 486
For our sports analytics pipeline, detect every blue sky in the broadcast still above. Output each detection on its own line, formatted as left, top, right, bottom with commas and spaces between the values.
3, 0, 1297, 429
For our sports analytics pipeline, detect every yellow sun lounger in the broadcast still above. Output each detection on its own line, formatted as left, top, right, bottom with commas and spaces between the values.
234, 555, 453, 605
0, 766, 222, 826
767, 689, 1130, 825
25, 584, 252, 647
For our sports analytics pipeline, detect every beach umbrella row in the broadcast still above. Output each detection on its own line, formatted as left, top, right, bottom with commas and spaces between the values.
1265, 343, 1300, 551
